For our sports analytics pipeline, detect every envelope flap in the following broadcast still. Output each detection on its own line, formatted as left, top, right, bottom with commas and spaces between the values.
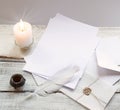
91, 79, 117, 103
60, 74, 97, 99
96, 36, 120, 72
78, 94, 105, 110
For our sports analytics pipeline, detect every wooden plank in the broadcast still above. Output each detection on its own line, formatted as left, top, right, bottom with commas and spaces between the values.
1, 26, 120, 110
0, 92, 119, 110
0, 57, 24, 62
0, 25, 46, 58
0, 60, 37, 91
0, 92, 87, 110
105, 93, 120, 110
0, 57, 120, 92
98, 27, 120, 37
0, 59, 119, 109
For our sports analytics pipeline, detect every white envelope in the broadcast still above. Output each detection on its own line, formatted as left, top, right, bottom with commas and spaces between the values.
60, 74, 116, 110
85, 52, 120, 86
96, 36, 120, 72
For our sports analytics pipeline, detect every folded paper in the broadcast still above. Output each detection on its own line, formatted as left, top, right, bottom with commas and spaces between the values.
85, 52, 120, 86
96, 36, 120, 72
60, 74, 117, 110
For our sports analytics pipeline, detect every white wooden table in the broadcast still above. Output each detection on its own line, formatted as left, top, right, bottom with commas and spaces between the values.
0, 26, 120, 110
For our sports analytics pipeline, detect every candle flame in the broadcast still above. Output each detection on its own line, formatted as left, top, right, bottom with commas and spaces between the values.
19, 19, 25, 32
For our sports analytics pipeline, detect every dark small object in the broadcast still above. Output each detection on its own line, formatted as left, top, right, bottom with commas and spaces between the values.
10, 74, 26, 89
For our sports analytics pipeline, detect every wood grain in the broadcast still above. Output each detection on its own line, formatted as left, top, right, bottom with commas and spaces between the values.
0, 58, 119, 110
0, 59, 36, 92
0, 26, 120, 109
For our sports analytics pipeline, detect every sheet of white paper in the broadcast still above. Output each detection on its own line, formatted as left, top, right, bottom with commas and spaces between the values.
23, 14, 100, 89
85, 52, 120, 86
32, 70, 82, 89
96, 36, 120, 72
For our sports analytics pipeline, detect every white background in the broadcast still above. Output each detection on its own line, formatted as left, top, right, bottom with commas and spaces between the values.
0, 0, 120, 26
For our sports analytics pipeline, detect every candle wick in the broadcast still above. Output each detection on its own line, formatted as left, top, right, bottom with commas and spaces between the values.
20, 19, 25, 32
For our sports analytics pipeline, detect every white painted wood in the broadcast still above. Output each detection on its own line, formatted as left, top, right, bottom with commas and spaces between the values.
0, 58, 119, 110
0, 26, 120, 109
0, 60, 37, 91
0, 25, 45, 58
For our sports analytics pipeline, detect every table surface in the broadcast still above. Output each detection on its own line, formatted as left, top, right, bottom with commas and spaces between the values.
0, 26, 120, 110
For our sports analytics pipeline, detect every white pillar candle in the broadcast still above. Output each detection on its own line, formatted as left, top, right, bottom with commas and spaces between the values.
13, 19, 33, 48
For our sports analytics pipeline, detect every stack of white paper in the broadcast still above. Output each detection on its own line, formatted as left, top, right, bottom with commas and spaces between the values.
23, 14, 100, 89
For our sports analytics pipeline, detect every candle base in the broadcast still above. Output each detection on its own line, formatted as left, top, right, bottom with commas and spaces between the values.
15, 37, 34, 49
